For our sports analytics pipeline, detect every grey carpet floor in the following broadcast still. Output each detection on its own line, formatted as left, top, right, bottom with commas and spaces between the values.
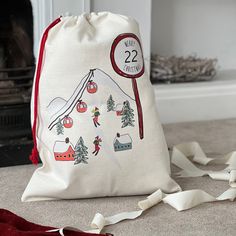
1, 119, 236, 236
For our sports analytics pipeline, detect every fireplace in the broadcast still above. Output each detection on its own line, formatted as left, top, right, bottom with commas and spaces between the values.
0, 0, 35, 167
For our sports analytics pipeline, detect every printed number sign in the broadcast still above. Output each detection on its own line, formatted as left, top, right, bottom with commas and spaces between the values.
110, 33, 144, 78
110, 33, 144, 139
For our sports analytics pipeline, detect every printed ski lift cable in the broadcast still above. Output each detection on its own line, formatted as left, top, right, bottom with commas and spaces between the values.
48, 70, 93, 131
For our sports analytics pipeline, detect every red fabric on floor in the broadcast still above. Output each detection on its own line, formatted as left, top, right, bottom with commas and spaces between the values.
0, 209, 109, 236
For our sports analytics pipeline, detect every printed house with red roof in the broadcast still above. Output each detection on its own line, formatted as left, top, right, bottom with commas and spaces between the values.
53, 138, 75, 161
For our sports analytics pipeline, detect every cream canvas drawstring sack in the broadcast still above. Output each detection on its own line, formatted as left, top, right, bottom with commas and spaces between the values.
22, 12, 236, 234
22, 12, 180, 201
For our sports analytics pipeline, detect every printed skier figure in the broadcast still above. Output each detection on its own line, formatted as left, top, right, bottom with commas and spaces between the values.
92, 136, 102, 156
92, 107, 100, 127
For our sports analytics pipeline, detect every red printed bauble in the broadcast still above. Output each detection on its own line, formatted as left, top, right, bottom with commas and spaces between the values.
63, 116, 73, 128
87, 81, 97, 94
77, 101, 87, 113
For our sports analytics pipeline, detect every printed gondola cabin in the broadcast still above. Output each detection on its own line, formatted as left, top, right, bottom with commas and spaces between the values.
54, 137, 75, 161
113, 133, 132, 152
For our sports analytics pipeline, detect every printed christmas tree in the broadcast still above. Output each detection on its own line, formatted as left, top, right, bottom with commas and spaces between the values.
56, 118, 64, 135
74, 136, 89, 165
107, 94, 115, 112
121, 100, 135, 128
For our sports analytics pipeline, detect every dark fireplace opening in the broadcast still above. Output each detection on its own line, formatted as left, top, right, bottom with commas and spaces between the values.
0, 0, 35, 167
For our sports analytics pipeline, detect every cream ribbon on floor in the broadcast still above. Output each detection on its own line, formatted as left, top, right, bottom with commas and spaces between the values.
47, 142, 236, 235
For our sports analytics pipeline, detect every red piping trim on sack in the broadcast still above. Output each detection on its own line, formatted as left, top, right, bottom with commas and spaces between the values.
30, 18, 61, 165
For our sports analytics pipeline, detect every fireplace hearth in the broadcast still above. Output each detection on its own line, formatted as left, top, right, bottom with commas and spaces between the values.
0, 0, 35, 167
0, 66, 34, 141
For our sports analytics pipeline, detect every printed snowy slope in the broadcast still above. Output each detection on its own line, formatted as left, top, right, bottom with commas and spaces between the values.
47, 69, 135, 130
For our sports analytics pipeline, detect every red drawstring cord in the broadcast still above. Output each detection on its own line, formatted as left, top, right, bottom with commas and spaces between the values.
30, 18, 61, 165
